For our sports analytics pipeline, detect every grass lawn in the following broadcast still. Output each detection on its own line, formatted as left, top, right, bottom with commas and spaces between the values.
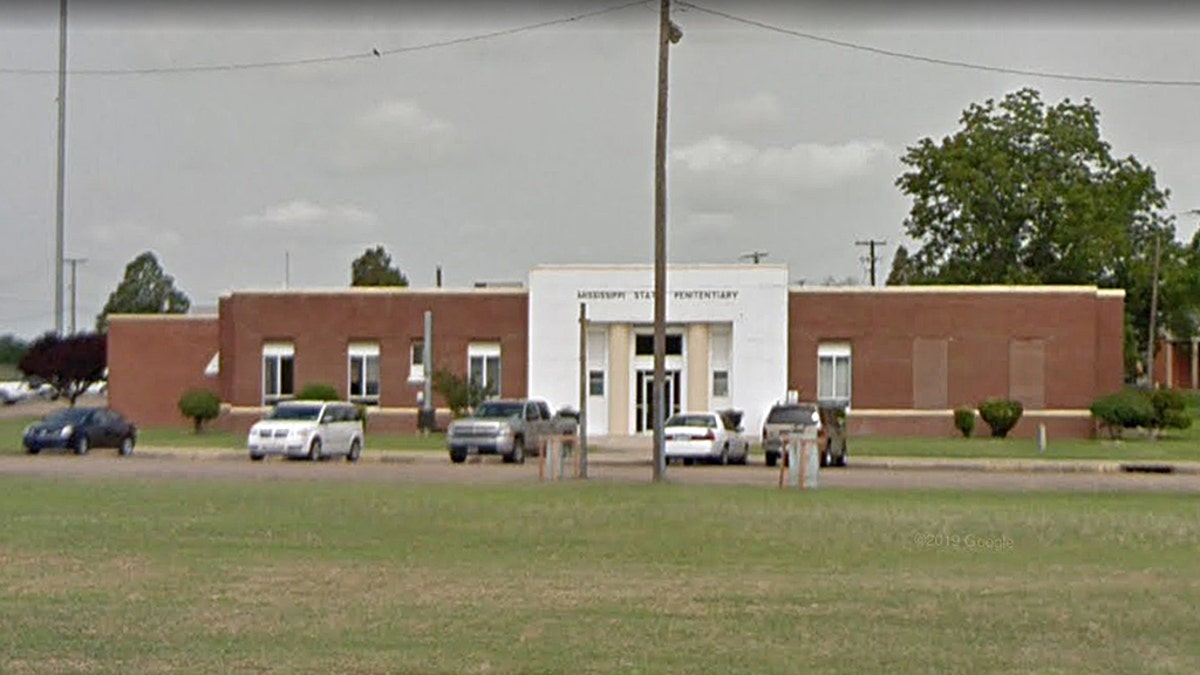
0, 479, 1197, 674
849, 434, 1200, 462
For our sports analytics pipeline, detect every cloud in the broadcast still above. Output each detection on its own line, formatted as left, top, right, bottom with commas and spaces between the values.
671, 135, 894, 211
240, 200, 379, 229
715, 93, 784, 129
334, 100, 458, 172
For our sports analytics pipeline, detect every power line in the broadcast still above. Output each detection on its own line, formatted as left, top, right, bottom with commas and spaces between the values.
0, 1, 648, 77
680, 2, 1200, 88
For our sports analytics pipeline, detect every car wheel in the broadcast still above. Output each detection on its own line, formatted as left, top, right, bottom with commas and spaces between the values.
765, 452, 778, 468
118, 436, 134, 457
449, 447, 467, 464
250, 453, 265, 462
307, 438, 322, 461
347, 439, 362, 463
25, 445, 39, 455
504, 437, 526, 465
74, 435, 89, 456
835, 451, 848, 468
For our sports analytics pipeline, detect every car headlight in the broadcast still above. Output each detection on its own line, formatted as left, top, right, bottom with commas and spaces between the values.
59, 425, 73, 438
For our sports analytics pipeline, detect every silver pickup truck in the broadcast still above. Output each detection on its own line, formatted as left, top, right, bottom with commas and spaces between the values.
446, 398, 577, 464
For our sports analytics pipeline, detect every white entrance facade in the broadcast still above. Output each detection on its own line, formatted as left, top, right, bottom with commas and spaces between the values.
528, 264, 789, 437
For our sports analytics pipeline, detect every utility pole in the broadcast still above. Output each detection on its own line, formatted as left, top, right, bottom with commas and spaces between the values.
65, 257, 86, 334
652, 0, 681, 483
54, 0, 69, 334
284, 251, 290, 289
1146, 232, 1162, 386
739, 251, 768, 264
855, 238, 887, 286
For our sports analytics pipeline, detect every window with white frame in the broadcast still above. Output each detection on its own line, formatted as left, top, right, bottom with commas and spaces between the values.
409, 340, 425, 382
468, 342, 501, 398
817, 342, 852, 404
348, 342, 381, 404
262, 342, 295, 404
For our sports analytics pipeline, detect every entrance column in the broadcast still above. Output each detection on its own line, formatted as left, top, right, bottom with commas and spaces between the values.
686, 323, 709, 413
608, 324, 631, 435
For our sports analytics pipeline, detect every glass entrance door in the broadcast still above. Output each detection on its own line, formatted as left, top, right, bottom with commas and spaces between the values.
635, 369, 681, 433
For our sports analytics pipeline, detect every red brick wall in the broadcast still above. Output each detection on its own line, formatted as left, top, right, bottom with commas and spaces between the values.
108, 315, 220, 428
789, 288, 1122, 421
219, 290, 528, 408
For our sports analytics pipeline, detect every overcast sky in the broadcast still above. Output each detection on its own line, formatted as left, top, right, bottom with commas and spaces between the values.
1, 1, 1199, 339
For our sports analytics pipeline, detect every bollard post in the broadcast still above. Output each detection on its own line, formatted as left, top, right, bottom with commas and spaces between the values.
1037, 423, 1047, 455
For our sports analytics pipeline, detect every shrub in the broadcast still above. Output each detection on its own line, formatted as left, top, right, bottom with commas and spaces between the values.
296, 382, 339, 401
977, 398, 1023, 438
1148, 388, 1191, 431
1089, 390, 1154, 439
178, 389, 221, 433
953, 407, 975, 438
432, 369, 492, 418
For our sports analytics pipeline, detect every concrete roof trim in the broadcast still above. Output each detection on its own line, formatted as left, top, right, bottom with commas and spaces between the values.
790, 285, 1121, 297
108, 313, 219, 321
219, 286, 528, 299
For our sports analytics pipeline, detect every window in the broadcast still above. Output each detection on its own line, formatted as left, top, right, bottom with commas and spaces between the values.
468, 342, 501, 398
589, 370, 605, 396
348, 342, 380, 405
817, 343, 852, 404
409, 340, 425, 382
635, 333, 682, 356
712, 370, 729, 398
263, 342, 295, 404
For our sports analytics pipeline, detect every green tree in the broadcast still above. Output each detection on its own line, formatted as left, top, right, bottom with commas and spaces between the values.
351, 245, 409, 287
0, 334, 28, 366
895, 88, 1183, 378
885, 245, 914, 286
178, 389, 221, 433
97, 251, 191, 332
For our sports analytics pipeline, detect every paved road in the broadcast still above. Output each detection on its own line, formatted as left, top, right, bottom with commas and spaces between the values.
1, 452, 1197, 492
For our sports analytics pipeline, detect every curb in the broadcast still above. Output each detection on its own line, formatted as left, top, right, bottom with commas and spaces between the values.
130, 448, 1200, 475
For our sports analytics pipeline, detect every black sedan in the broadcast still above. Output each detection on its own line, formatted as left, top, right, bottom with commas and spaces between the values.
23, 407, 137, 456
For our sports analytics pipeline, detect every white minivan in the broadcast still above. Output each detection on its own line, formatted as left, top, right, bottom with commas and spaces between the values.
247, 401, 364, 462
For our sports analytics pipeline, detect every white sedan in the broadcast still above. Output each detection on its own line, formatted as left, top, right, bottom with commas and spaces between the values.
664, 411, 751, 465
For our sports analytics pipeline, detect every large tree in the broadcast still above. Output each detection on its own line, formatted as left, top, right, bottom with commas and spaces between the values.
895, 88, 1184, 377
351, 245, 409, 287
97, 251, 191, 332
19, 332, 106, 405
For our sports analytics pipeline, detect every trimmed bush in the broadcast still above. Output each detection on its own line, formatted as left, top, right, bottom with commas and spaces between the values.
1149, 388, 1192, 432
953, 407, 975, 438
296, 382, 339, 401
1090, 388, 1192, 439
178, 389, 221, 433
1089, 390, 1154, 439
977, 398, 1023, 438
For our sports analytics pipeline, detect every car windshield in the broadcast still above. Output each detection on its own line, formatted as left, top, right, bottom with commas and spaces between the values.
473, 401, 524, 419
42, 408, 93, 425
264, 404, 322, 421
767, 405, 819, 425
665, 414, 716, 428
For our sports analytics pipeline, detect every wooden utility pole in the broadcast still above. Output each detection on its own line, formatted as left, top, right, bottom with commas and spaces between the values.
855, 239, 887, 286
652, 0, 679, 482
1146, 232, 1162, 386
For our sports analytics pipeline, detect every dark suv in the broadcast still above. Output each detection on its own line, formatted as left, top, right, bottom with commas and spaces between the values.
761, 402, 847, 468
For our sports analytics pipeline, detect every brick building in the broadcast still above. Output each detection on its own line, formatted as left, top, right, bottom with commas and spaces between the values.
107, 264, 1124, 438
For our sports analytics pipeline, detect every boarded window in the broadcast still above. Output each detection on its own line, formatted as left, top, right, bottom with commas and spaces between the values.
912, 338, 948, 409
1009, 339, 1045, 409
